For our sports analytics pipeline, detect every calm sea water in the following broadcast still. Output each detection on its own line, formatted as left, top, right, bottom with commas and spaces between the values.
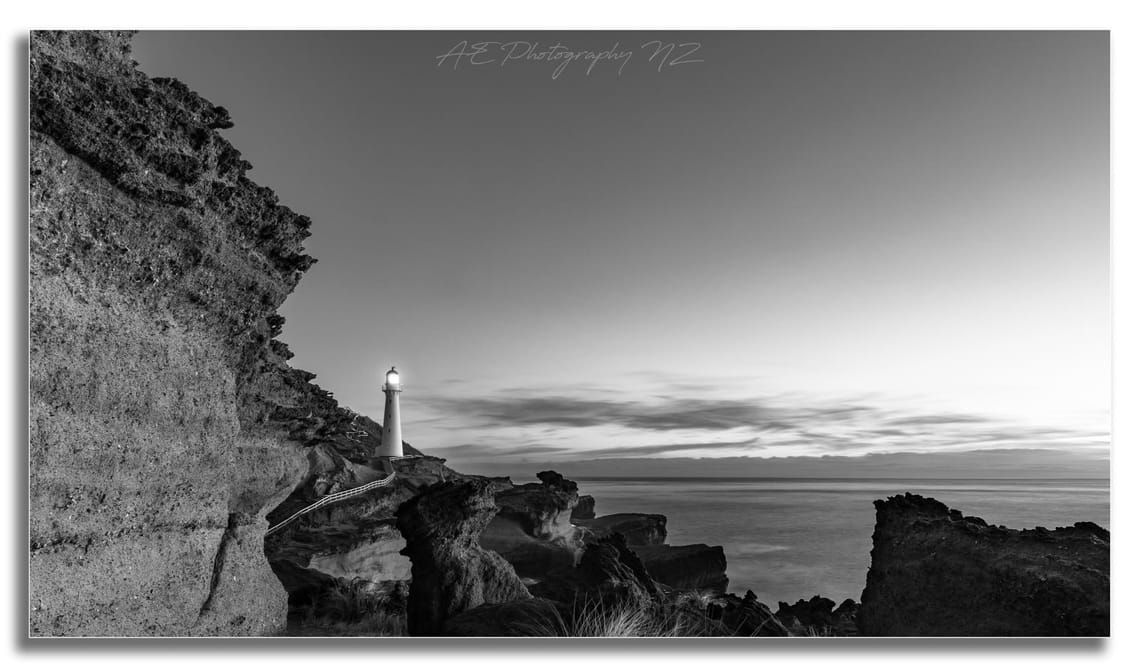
576, 477, 1110, 607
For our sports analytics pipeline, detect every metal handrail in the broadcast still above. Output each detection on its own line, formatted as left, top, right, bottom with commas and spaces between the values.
265, 470, 397, 537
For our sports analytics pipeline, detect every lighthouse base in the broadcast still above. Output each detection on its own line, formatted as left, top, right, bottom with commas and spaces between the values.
368, 454, 421, 469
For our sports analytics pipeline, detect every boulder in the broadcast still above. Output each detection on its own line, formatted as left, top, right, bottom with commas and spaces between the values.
858, 493, 1109, 636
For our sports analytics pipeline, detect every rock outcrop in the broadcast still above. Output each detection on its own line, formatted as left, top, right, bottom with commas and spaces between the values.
529, 533, 664, 607
395, 480, 532, 636
576, 513, 668, 546
775, 596, 859, 636
491, 470, 582, 539
858, 493, 1109, 636
28, 30, 393, 636
571, 494, 596, 520
705, 590, 789, 637
479, 471, 586, 578
632, 544, 729, 593
573, 510, 730, 592
479, 473, 730, 599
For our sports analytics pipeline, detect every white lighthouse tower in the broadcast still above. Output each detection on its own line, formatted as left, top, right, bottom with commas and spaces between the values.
375, 366, 404, 459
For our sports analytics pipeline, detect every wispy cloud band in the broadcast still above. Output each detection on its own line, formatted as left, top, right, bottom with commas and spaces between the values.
421, 386, 1108, 462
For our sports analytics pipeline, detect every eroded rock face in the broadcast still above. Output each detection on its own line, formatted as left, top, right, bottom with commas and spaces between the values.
490, 471, 583, 541
28, 30, 378, 636
479, 471, 586, 578
395, 480, 532, 636
858, 493, 1110, 637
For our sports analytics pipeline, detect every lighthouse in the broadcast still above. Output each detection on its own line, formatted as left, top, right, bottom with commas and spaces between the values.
375, 366, 404, 458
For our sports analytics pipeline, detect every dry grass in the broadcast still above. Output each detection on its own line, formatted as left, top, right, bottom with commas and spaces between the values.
286, 577, 407, 637
288, 611, 406, 637
516, 595, 727, 638
800, 624, 837, 637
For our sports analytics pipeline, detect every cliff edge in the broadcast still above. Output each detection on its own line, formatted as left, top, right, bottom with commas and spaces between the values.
29, 30, 386, 636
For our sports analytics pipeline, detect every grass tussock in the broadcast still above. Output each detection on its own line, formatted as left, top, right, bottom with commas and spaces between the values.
517, 594, 728, 638
288, 611, 406, 637
287, 578, 407, 637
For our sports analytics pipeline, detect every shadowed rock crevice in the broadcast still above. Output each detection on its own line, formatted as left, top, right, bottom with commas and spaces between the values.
198, 513, 240, 618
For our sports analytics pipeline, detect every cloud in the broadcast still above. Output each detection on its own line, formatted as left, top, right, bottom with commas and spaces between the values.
578, 437, 760, 458
421, 386, 1108, 460
431, 442, 571, 457
429, 395, 778, 432
887, 414, 995, 426
429, 394, 879, 434
864, 428, 911, 437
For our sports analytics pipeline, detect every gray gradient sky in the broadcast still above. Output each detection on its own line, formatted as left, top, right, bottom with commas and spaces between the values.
131, 31, 1108, 474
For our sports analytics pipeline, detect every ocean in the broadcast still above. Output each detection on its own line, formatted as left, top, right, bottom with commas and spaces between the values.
575, 477, 1110, 607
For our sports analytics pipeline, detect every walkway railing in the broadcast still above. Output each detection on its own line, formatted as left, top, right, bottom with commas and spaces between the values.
265, 469, 397, 537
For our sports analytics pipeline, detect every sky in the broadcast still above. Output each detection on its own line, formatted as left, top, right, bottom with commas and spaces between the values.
131, 31, 1109, 476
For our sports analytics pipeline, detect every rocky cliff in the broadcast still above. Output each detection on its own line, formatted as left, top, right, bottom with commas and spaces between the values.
34, 31, 1107, 640
858, 493, 1110, 636
396, 480, 533, 635
28, 30, 398, 636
